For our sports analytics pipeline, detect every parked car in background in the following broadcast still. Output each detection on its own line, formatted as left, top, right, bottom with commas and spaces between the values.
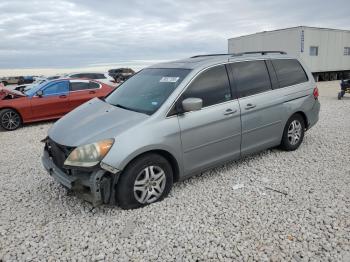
13, 78, 49, 93
45, 75, 61, 81
108, 68, 135, 82
22, 76, 35, 84
42, 51, 320, 209
0, 79, 114, 130
1, 76, 25, 86
64, 72, 115, 86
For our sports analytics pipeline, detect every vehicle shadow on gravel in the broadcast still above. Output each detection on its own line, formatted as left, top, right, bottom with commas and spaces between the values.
53, 146, 284, 212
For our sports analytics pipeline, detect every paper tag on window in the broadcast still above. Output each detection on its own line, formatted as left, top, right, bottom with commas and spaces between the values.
160, 77, 179, 83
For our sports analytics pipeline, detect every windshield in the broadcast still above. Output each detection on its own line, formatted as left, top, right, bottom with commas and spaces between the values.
105, 68, 190, 115
24, 81, 49, 96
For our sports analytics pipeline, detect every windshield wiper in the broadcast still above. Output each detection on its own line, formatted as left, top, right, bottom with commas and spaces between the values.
114, 104, 150, 115
114, 104, 134, 111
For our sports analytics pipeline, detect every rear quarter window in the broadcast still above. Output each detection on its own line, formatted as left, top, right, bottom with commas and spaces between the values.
89, 82, 100, 89
70, 82, 90, 91
272, 59, 309, 88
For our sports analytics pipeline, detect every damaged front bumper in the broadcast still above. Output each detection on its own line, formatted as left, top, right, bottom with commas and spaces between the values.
41, 150, 119, 206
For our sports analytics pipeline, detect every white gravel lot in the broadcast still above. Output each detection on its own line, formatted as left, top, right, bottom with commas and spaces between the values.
0, 81, 349, 261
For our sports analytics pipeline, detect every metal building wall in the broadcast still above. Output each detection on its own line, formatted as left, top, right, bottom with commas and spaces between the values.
228, 27, 301, 58
228, 26, 350, 78
301, 27, 350, 73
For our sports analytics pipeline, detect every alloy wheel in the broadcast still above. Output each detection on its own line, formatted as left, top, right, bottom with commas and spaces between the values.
287, 120, 302, 145
1, 111, 21, 130
133, 165, 166, 204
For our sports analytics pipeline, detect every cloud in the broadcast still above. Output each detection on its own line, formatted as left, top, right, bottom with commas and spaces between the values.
0, 0, 349, 69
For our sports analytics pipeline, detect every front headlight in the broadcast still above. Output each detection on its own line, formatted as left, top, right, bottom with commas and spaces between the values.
64, 139, 114, 167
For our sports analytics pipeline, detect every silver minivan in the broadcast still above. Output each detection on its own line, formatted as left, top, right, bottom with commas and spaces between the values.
42, 52, 320, 209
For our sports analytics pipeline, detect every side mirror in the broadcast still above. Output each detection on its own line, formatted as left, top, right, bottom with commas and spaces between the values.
36, 90, 43, 97
182, 97, 203, 112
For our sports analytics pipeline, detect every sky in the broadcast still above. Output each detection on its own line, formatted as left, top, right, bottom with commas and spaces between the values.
0, 0, 349, 73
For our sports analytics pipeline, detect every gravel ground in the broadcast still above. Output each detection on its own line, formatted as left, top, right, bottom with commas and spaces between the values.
0, 81, 349, 261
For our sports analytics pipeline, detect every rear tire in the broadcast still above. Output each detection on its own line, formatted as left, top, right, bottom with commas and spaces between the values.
280, 114, 305, 151
0, 109, 22, 131
115, 153, 173, 209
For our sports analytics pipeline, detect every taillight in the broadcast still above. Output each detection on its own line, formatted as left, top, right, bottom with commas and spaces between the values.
313, 87, 319, 99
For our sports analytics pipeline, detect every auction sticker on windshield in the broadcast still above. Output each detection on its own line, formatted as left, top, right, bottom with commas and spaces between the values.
160, 77, 179, 83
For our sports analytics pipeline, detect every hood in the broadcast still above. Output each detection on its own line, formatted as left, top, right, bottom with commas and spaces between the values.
0, 87, 26, 100
48, 98, 149, 146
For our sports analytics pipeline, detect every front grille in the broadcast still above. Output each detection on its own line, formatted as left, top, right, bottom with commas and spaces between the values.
46, 138, 74, 172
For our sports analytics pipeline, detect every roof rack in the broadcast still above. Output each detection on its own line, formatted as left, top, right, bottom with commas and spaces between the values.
191, 51, 286, 59
233, 51, 287, 56
190, 54, 232, 58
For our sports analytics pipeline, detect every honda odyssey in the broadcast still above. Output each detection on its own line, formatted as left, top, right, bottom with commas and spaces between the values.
42, 51, 320, 209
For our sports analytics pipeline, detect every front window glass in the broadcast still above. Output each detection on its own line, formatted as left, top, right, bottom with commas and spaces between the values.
182, 65, 232, 107
25, 81, 52, 96
105, 68, 190, 115
43, 81, 69, 96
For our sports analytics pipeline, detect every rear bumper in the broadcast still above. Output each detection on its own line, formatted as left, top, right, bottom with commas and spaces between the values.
41, 150, 117, 206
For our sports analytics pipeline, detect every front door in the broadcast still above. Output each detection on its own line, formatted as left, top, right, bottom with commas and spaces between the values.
30, 80, 70, 120
177, 65, 241, 175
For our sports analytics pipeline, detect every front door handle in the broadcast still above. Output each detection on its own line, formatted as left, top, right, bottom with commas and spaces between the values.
224, 108, 237, 115
89, 91, 96, 94
245, 103, 256, 110
59, 95, 67, 98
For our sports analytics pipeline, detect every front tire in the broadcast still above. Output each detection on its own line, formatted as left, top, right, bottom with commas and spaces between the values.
115, 153, 173, 209
280, 114, 305, 151
0, 109, 22, 131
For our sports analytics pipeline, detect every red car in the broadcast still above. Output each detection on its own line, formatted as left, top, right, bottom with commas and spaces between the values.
0, 79, 114, 130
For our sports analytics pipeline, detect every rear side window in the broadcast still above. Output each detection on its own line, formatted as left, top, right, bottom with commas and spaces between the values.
229, 60, 271, 98
70, 82, 91, 91
89, 82, 100, 89
182, 65, 232, 107
272, 59, 308, 88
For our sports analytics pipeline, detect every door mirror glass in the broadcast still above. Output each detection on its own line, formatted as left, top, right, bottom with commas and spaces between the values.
36, 90, 43, 97
182, 98, 203, 112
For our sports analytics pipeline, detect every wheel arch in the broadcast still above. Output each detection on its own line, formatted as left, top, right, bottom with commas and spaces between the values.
292, 111, 309, 129
0, 107, 23, 122
121, 149, 181, 182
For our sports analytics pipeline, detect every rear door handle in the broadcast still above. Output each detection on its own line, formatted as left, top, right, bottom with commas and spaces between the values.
245, 103, 256, 110
59, 95, 67, 98
224, 108, 237, 115
89, 91, 96, 94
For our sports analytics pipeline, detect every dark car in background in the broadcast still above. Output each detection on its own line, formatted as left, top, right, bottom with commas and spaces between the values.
64, 72, 115, 86
108, 68, 135, 82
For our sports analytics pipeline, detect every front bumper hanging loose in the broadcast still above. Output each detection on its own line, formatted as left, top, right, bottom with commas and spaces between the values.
41, 150, 119, 206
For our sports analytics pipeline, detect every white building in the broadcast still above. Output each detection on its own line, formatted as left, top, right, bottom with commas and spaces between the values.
228, 26, 350, 81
